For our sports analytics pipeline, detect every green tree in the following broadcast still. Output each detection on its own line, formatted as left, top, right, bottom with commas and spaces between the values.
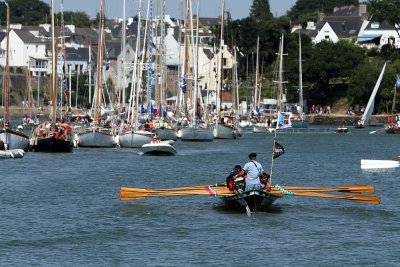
56, 11, 92, 28
288, 0, 358, 23
250, 0, 273, 22
305, 40, 366, 105
368, 0, 400, 39
0, 0, 50, 25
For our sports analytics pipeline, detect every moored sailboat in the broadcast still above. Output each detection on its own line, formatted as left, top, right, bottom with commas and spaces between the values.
354, 63, 387, 128
30, 0, 74, 152
0, 3, 29, 151
77, 0, 114, 148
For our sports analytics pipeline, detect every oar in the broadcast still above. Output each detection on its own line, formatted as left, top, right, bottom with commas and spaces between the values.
120, 187, 234, 200
152, 184, 374, 193
275, 191, 381, 205
272, 185, 375, 193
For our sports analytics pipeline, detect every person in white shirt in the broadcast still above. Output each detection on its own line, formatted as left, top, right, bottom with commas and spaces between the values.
243, 152, 264, 191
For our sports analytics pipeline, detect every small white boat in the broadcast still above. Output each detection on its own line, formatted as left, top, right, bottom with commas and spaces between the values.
361, 159, 399, 169
0, 149, 25, 159
141, 140, 177, 156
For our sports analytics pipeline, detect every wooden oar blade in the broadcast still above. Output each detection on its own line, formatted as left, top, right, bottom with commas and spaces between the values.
288, 191, 381, 205
120, 187, 150, 200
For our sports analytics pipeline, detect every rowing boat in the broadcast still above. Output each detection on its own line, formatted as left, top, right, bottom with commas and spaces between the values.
0, 149, 25, 159
361, 159, 399, 169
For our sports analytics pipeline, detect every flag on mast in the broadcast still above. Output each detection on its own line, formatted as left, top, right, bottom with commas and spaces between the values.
273, 142, 285, 159
396, 74, 400, 90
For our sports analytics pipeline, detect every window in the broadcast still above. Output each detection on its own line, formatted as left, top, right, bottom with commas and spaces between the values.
371, 22, 379, 29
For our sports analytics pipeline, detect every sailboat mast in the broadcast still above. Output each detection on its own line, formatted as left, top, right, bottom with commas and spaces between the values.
183, 0, 190, 117
147, 0, 153, 117
254, 36, 259, 111
277, 34, 284, 112
218, 0, 224, 113
4, 2, 10, 129
298, 31, 303, 114
122, 0, 126, 109
51, 0, 57, 125
95, 0, 104, 125
193, 0, 199, 124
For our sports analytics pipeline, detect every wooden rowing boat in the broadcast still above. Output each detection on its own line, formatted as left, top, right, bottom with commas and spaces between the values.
221, 189, 280, 212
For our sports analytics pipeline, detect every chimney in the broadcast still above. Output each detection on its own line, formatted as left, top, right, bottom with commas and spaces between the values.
359, 3, 367, 19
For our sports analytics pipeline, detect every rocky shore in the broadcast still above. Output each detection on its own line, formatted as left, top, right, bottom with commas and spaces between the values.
305, 114, 388, 126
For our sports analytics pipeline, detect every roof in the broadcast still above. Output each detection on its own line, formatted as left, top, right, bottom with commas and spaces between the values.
73, 28, 99, 46
65, 47, 89, 61
13, 29, 45, 44
0, 32, 6, 43
364, 20, 397, 31
203, 47, 214, 60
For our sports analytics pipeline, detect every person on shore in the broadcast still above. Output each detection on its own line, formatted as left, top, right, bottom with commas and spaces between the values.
243, 152, 264, 191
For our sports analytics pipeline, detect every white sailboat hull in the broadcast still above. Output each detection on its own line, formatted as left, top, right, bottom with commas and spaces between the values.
0, 149, 25, 159
361, 159, 399, 169
155, 127, 177, 141
141, 142, 177, 155
213, 124, 240, 139
78, 130, 115, 147
180, 127, 214, 141
119, 131, 154, 148
0, 129, 29, 150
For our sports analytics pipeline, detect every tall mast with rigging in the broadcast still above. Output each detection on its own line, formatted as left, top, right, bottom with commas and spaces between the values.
4, 1, 10, 130
51, 0, 57, 125
95, 0, 105, 126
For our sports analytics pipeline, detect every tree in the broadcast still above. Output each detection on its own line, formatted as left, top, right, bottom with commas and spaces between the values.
250, 0, 273, 22
368, 0, 400, 39
0, 0, 50, 25
288, 0, 358, 23
304, 40, 366, 105
56, 11, 92, 28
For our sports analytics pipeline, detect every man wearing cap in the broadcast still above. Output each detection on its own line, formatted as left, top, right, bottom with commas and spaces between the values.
243, 152, 264, 191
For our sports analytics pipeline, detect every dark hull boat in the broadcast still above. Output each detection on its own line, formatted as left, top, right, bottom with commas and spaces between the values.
221, 189, 280, 212
32, 136, 74, 152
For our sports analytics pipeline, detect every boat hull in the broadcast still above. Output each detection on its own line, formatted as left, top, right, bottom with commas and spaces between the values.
386, 125, 400, 134
336, 127, 348, 133
119, 131, 154, 148
0, 129, 29, 150
361, 159, 399, 169
78, 130, 115, 147
180, 127, 214, 141
213, 124, 240, 139
32, 136, 74, 152
0, 149, 25, 159
141, 142, 177, 156
222, 190, 280, 212
155, 127, 177, 141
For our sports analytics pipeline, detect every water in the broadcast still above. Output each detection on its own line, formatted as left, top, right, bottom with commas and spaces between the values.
1, 126, 399, 266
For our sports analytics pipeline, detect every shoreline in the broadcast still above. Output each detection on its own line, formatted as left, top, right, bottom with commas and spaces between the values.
0, 106, 390, 126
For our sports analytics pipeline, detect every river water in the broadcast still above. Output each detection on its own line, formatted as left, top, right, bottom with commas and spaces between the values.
1, 126, 399, 266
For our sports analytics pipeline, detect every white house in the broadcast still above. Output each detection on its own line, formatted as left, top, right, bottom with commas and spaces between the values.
0, 26, 48, 72
357, 20, 400, 49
